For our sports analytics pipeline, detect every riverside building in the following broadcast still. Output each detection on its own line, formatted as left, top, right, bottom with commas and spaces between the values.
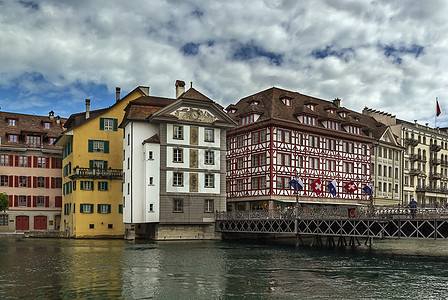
0, 111, 65, 232
55, 87, 149, 238
225, 87, 394, 211
120, 81, 236, 240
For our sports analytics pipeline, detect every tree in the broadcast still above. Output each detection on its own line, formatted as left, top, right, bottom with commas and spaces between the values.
0, 193, 9, 212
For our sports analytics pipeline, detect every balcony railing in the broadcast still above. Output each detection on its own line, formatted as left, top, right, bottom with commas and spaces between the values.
69, 167, 123, 180
429, 172, 442, 179
405, 138, 419, 147
430, 158, 441, 165
430, 144, 442, 152
409, 168, 424, 176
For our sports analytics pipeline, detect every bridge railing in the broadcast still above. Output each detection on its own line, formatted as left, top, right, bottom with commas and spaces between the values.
215, 205, 448, 220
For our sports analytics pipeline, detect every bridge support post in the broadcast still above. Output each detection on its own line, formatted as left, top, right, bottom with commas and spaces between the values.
295, 234, 303, 247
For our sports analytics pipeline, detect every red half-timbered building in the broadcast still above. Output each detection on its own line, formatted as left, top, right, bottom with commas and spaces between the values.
225, 87, 385, 211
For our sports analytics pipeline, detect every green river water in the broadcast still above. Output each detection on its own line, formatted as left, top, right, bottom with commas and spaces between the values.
0, 237, 447, 299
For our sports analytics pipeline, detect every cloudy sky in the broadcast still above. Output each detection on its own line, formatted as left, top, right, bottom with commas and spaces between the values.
1, 0, 447, 126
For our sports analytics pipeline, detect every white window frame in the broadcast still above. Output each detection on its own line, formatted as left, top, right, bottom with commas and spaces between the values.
205, 151, 214, 165
205, 174, 214, 188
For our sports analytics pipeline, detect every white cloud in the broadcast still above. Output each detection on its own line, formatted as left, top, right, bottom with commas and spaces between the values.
0, 0, 447, 126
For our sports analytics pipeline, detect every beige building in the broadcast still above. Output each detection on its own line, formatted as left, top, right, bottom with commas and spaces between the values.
0, 111, 65, 232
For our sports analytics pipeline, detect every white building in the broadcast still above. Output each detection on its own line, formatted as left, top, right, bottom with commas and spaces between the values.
120, 81, 236, 239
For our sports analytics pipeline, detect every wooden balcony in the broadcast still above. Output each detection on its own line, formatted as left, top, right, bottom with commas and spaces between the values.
69, 167, 123, 180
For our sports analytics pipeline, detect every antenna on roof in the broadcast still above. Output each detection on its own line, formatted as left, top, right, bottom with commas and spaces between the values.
190, 81, 193, 88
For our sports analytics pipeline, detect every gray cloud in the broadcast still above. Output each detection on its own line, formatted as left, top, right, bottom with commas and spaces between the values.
0, 0, 447, 126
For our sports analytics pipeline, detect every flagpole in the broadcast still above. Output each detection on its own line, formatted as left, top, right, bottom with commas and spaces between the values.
436, 97, 438, 128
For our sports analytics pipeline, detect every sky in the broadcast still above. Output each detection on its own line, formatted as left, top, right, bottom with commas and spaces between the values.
0, 0, 447, 127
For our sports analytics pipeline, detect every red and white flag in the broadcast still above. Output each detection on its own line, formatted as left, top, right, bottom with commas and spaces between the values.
437, 99, 442, 117
311, 178, 323, 195
344, 181, 358, 193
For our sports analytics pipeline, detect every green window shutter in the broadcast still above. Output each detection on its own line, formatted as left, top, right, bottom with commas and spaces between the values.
119, 204, 123, 214
90, 181, 94, 190
89, 160, 94, 169
80, 204, 84, 213
113, 119, 118, 131
90, 204, 94, 213
88, 140, 93, 152
103, 160, 108, 170
73, 204, 75, 213
80, 181, 84, 190
108, 204, 111, 213
104, 141, 109, 153
97, 204, 101, 213
73, 181, 76, 190
106, 182, 109, 191
100, 118, 105, 130
98, 181, 100, 190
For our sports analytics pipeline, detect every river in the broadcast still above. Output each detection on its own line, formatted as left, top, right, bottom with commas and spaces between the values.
0, 237, 447, 299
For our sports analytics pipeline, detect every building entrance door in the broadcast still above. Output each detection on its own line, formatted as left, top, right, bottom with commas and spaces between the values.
34, 216, 47, 230
16, 216, 29, 230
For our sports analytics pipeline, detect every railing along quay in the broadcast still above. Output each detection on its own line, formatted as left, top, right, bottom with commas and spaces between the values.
215, 205, 448, 242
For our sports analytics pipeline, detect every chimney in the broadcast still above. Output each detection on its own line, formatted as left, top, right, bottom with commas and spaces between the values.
85, 99, 90, 119
56, 116, 61, 125
116, 87, 121, 102
49, 110, 54, 120
175, 80, 186, 98
333, 98, 341, 108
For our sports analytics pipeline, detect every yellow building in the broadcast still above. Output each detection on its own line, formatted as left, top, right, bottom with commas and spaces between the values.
55, 87, 150, 237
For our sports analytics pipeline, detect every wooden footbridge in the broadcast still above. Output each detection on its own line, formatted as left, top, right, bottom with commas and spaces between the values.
215, 205, 448, 247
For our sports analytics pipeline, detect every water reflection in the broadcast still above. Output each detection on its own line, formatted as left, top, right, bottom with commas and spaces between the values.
1, 238, 448, 299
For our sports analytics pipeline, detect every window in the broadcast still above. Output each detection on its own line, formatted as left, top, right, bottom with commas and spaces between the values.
205, 200, 214, 213
18, 156, 28, 167
237, 136, 243, 147
326, 139, 336, 150
0, 155, 10, 166
173, 148, 183, 163
19, 176, 28, 187
49, 138, 56, 145
80, 204, 94, 213
8, 119, 16, 126
26, 135, 41, 147
8, 135, 18, 143
343, 142, 354, 153
173, 199, 183, 212
252, 155, 259, 167
237, 158, 243, 169
98, 181, 109, 191
36, 196, 45, 207
80, 181, 94, 191
260, 131, 266, 143
37, 177, 45, 188
148, 177, 154, 185
173, 172, 183, 186
303, 115, 316, 125
119, 204, 123, 214
148, 151, 153, 160
0, 215, 8, 226
98, 204, 111, 214
100, 118, 118, 131
362, 164, 367, 175
309, 136, 319, 148
277, 177, 284, 189
37, 157, 46, 168
252, 177, 259, 189
205, 128, 214, 142
326, 160, 336, 171
149, 203, 154, 212
205, 174, 214, 188
19, 195, 27, 207
89, 224, 94, 229
103, 118, 115, 131
205, 151, 214, 165
252, 132, 259, 144
93, 140, 104, 153
90, 160, 107, 170
343, 162, 354, 173
284, 131, 291, 143
173, 125, 183, 139
310, 157, 319, 169
44, 122, 51, 129
237, 180, 243, 191
0, 175, 9, 187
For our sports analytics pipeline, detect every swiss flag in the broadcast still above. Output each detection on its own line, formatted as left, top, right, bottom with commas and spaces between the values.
311, 178, 323, 195
344, 181, 358, 193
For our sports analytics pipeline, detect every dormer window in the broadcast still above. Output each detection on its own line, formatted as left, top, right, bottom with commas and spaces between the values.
281, 98, 291, 107
339, 112, 347, 118
302, 115, 317, 126
346, 125, 361, 134
326, 121, 340, 130
328, 109, 336, 114
44, 122, 51, 129
307, 104, 316, 111
8, 134, 18, 143
8, 119, 16, 126
230, 109, 237, 114
240, 115, 254, 125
